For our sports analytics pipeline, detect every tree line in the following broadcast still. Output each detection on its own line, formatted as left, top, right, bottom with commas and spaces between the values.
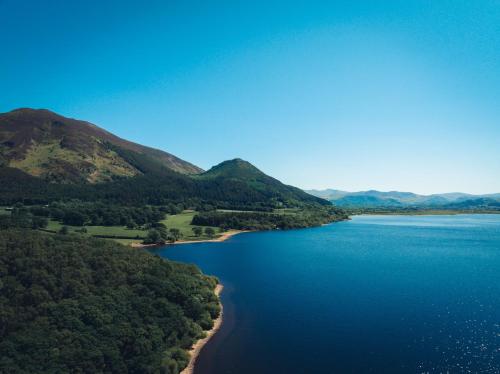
0, 166, 328, 210
191, 207, 348, 231
33, 201, 169, 227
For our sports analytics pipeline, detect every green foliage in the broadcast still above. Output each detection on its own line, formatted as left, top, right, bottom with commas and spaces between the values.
161, 211, 219, 241
192, 207, 348, 231
144, 229, 163, 244
169, 228, 182, 242
0, 205, 47, 230
204, 227, 216, 238
59, 226, 69, 235
42, 201, 166, 227
31, 216, 48, 229
192, 226, 203, 237
0, 160, 330, 211
0, 230, 220, 373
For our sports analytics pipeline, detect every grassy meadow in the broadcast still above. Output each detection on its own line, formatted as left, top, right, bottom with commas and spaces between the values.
40, 210, 221, 245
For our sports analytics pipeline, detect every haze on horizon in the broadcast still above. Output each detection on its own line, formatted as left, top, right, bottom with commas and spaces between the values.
1, 0, 499, 195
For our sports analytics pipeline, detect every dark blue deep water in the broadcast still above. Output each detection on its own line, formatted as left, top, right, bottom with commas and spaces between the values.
154, 215, 500, 373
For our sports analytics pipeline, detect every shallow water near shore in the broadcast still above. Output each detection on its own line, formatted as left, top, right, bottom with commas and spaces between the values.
153, 214, 500, 373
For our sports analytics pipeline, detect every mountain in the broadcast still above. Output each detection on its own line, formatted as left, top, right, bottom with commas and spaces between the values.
0, 108, 202, 183
443, 197, 500, 210
0, 108, 331, 210
306, 188, 500, 210
333, 195, 403, 208
305, 189, 349, 200
197, 159, 328, 207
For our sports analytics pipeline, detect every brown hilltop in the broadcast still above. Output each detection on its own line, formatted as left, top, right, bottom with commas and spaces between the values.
0, 108, 203, 183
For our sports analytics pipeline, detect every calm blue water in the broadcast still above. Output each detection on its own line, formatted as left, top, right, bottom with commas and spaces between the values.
154, 215, 500, 373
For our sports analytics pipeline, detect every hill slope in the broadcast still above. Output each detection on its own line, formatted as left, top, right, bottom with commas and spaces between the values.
0, 109, 332, 210
197, 159, 329, 207
0, 108, 202, 183
0, 229, 219, 373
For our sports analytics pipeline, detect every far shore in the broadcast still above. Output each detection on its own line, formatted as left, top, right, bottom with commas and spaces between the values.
181, 284, 224, 374
350, 210, 500, 216
129, 230, 249, 248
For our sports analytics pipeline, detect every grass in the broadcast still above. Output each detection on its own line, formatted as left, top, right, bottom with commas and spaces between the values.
160, 211, 220, 241
45, 220, 146, 244
0, 207, 11, 215
42, 211, 221, 245
9, 140, 138, 183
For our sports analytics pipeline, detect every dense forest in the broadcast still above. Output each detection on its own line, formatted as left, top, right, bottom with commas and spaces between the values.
28, 201, 169, 227
192, 207, 348, 230
0, 230, 220, 373
0, 165, 327, 210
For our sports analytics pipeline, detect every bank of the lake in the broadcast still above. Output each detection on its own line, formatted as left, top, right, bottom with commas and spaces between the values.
154, 214, 500, 374
348, 209, 500, 216
181, 284, 224, 374
131, 230, 248, 248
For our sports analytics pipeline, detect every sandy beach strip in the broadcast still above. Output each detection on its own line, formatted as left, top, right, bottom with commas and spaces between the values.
130, 230, 249, 248
172, 230, 249, 245
180, 284, 224, 374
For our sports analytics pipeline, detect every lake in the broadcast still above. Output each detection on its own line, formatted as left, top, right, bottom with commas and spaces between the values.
153, 215, 500, 373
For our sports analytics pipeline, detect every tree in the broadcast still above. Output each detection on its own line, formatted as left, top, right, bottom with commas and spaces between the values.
62, 211, 86, 226
169, 228, 182, 242
153, 223, 168, 241
192, 226, 203, 237
144, 229, 162, 244
31, 216, 48, 229
204, 227, 215, 238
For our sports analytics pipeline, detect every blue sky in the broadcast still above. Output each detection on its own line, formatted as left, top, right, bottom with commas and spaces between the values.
1, 0, 499, 194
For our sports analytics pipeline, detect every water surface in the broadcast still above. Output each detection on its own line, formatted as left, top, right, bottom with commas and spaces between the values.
154, 215, 500, 373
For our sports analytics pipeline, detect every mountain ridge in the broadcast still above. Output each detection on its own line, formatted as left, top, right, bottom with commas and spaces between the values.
306, 188, 500, 210
0, 108, 203, 183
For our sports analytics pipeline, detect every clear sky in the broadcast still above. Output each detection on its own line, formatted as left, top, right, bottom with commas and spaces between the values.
1, 0, 499, 194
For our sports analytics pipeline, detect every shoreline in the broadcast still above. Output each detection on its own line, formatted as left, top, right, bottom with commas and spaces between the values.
181, 284, 224, 374
130, 230, 249, 248
171, 230, 250, 245
350, 211, 500, 216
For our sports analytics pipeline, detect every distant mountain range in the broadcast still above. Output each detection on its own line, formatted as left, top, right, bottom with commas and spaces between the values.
0, 108, 328, 209
306, 189, 500, 211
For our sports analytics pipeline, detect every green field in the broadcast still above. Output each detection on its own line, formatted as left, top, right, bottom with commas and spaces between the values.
39, 211, 221, 245
161, 211, 221, 241
0, 207, 11, 215
45, 220, 146, 241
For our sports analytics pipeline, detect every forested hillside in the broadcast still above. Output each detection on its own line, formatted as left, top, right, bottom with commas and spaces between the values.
0, 230, 220, 373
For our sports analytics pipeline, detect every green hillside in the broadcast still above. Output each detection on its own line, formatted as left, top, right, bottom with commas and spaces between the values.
0, 229, 220, 373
